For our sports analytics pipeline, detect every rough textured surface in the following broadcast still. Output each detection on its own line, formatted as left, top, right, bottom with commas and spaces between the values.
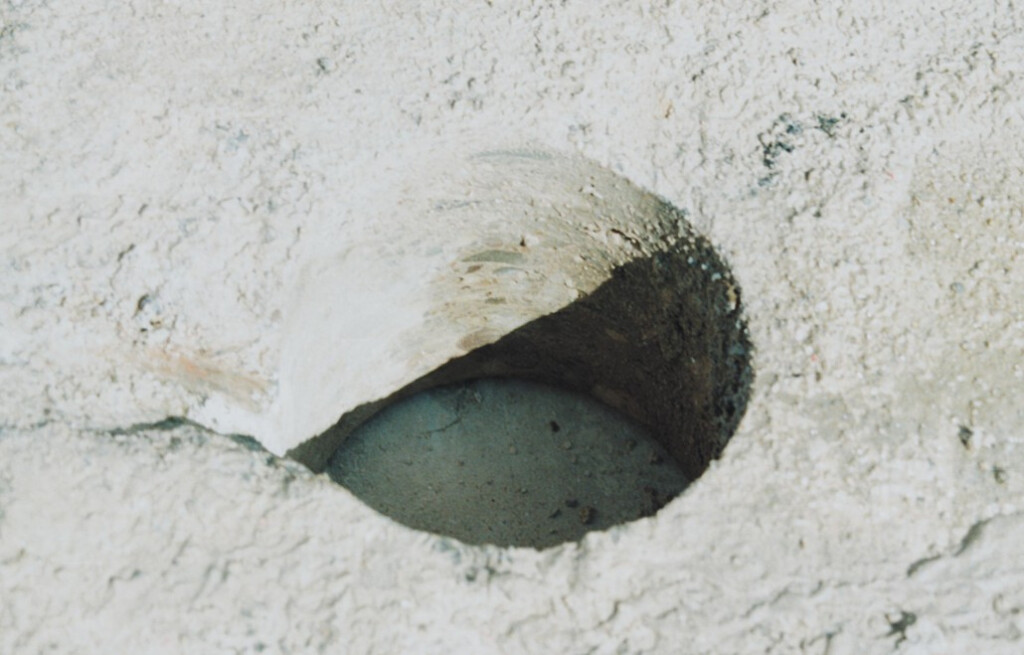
2, 1, 1023, 653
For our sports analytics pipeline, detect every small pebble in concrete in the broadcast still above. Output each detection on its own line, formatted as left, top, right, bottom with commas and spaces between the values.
578, 506, 595, 525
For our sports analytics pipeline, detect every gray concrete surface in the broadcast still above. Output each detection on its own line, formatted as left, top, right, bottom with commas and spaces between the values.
2, 1, 1023, 653
328, 378, 690, 549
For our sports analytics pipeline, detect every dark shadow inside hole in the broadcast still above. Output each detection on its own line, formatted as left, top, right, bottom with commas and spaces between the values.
289, 233, 753, 548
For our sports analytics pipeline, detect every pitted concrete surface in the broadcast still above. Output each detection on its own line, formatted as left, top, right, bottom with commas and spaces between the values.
2, 1, 1023, 653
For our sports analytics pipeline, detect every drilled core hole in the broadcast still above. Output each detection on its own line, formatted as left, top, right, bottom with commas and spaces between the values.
281, 149, 753, 549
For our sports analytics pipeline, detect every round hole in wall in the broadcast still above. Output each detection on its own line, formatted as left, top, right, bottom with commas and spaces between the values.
279, 148, 753, 549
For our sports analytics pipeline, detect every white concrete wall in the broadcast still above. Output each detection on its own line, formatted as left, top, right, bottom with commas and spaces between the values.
2, 1, 1023, 652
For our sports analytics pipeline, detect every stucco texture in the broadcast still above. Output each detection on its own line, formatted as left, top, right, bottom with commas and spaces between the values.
2, 1, 1023, 653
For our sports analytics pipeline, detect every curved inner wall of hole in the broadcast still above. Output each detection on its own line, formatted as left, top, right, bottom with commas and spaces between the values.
290, 230, 752, 485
